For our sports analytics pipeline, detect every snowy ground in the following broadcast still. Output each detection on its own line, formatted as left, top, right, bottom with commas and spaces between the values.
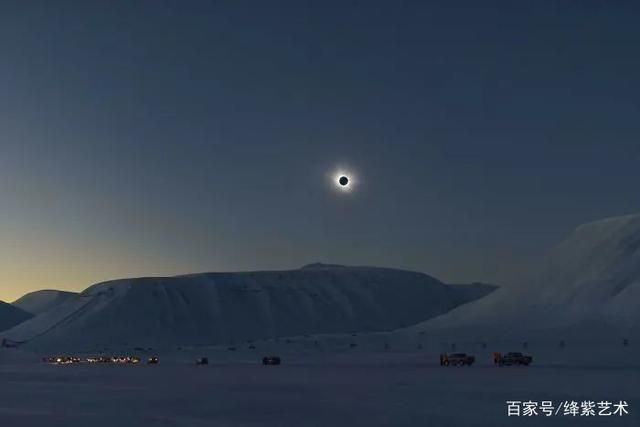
1, 351, 638, 427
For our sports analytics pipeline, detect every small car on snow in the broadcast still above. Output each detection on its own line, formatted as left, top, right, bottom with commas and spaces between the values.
440, 353, 475, 366
262, 356, 281, 366
494, 352, 532, 366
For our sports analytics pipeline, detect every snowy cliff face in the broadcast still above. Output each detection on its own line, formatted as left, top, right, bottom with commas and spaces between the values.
12, 290, 78, 316
415, 213, 640, 338
0, 302, 32, 333
2, 265, 486, 350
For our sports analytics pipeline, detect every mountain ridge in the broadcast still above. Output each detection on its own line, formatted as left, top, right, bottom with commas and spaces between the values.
2, 265, 493, 351
13, 290, 79, 316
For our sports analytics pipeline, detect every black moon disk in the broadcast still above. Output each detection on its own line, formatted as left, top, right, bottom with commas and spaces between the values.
339, 176, 349, 186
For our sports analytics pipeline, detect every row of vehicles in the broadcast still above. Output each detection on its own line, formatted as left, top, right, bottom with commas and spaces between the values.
439, 352, 533, 366
45, 352, 529, 367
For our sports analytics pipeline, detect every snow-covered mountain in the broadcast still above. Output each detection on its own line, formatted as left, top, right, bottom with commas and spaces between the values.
1, 264, 492, 351
412, 212, 640, 339
12, 290, 78, 316
446, 283, 497, 306
0, 302, 32, 333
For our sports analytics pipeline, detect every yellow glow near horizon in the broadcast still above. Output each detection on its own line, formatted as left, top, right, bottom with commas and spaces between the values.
0, 245, 193, 303
0, 263, 191, 303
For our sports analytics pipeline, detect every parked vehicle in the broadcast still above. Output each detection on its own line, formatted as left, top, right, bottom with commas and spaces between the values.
440, 353, 475, 366
494, 352, 532, 366
196, 357, 209, 365
262, 356, 281, 366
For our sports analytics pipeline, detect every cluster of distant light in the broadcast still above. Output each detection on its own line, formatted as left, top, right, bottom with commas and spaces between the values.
43, 355, 159, 365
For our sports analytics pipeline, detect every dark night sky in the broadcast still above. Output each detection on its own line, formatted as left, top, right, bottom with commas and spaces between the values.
1, 0, 639, 300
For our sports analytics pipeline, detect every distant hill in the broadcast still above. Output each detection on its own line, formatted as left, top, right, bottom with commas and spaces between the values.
13, 290, 78, 316
2, 264, 491, 350
0, 302, 32, 333
447, 283, 498, 306
299, 263, 349, 270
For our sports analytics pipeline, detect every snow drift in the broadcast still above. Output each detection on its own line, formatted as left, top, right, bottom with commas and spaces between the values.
12, 290, 78, 316
2, 264, 491, 351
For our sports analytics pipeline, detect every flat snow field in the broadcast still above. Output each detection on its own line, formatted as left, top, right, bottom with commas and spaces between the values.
1, 353, 638, 427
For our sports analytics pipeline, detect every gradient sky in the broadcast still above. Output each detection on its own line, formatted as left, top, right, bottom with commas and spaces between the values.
1, 0, 640, 302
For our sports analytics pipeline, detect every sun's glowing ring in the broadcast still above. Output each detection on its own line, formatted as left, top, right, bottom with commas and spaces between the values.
332, 170, 354, 192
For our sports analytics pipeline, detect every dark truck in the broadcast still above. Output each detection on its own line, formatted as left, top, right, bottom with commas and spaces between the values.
440, 353, 475, 366
494, 352, 532, 366
262, 356, 282, 366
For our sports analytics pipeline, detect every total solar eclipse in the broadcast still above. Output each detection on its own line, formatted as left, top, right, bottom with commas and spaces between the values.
331, 169, 355, 193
